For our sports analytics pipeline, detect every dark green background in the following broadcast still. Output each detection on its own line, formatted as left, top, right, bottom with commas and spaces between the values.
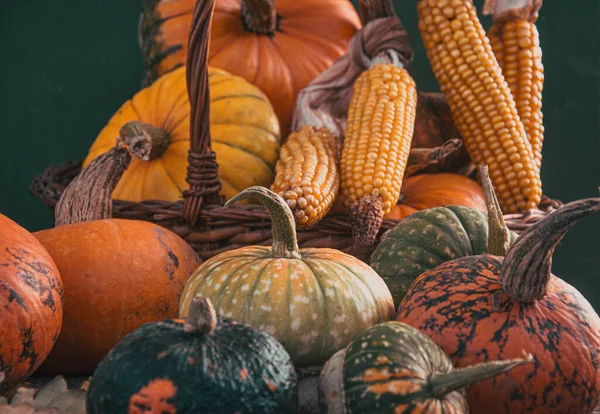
0, 1, 598, 309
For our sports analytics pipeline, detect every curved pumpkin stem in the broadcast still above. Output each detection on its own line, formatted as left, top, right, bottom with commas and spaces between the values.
500, 197, 600, 302
225, 186, 301, 259
119, 121, 169, 161
183, 295, 218, 335
54, 145, 131, 227
429, 353, 533, 397
241, 0, 277, 34
478, 165, 510, 256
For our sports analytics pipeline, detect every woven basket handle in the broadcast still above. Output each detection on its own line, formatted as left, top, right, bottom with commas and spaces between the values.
183, 0, 222, 228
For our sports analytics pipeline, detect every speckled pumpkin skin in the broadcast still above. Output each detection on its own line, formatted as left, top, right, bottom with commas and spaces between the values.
86, 316, 298, 413
0, 214, 64, 394
319, 321, 469, 413
34, 219, 201, 375
370, 206, 517, 307
396, 255, 600, 413
179, 247, 395, 367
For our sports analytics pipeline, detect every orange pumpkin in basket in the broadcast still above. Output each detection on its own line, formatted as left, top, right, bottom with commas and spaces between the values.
82, 66, 280, 203
139, 0, 361, 135
332, 173, 487, 220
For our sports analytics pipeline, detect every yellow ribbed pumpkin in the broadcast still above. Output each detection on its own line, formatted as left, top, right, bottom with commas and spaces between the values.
82, 66, 281, 202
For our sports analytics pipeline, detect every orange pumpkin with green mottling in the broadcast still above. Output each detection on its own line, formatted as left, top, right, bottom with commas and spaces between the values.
179, 187, 395, 367
34, 219, 201, 375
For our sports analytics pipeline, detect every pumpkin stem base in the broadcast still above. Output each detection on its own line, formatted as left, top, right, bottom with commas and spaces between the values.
429, 354, 533, 397
119, 121, 170, 161
347, 196, 384, 247
241, 0, 278, 35
183, 295, 218, 335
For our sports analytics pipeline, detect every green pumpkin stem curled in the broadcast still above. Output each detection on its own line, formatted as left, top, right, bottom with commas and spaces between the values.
478, 165, 510, 256
183, 295, 218, 335
429, 353, 534, 397
119, 121, 170, 161
225, 186, 301, 259
500, 197, 600, 302
54, 145, 132, 226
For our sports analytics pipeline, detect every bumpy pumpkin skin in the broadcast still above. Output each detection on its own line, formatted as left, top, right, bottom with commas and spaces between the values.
180, 247, 395, 367
396, 255, 600, 413
82, 66, 281, 202
33, 219, 201, 375
141, 0, 361, 136
86, 316, 298, 413
0, 215, 64, 394
370, 205, 517, 307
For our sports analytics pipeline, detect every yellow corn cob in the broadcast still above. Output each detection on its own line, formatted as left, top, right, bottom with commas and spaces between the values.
340, 62, 417, 246
417, 0, 542, 213
488, 19, 544, 171
271, 125, 341, 228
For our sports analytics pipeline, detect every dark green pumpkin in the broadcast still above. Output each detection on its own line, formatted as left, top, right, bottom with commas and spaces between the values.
370, 168, 519, 307
86, 296, 298, 414
318, 321, 531, 413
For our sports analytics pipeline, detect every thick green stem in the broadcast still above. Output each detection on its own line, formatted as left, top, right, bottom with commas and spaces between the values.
500, 198, 600, 302
183, 295, 217, 335
429, 354, 533, 397
479, 165, 510, 256
225, 186, 301, 259
119, 121, 169, 161
241, 0, 277, 34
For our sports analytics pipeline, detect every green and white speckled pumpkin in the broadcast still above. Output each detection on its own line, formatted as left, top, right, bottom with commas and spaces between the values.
319, 321, 532, 413
87, 296, 298, 414
370, 169, 518, 307
179, 187, 395, 367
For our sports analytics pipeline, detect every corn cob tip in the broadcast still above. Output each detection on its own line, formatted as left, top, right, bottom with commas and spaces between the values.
347, 195, 385, 247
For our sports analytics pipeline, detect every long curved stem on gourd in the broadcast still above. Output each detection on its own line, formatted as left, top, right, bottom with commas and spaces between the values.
183, 295, 218, 335
479, 165, 510, 256
500, 197, 600, 302
241, 0, 277, 34
224, 186, 301, 259
119, 121, 170, 161
54, 145, 132, 227
429, 354, 533, 397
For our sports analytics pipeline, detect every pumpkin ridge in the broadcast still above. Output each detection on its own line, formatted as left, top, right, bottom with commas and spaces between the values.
214, 140, 274, 170
165, 113, 190, 140
158, 159, 183, 194
211, 121, 279, 142
213, 259, 260, 310
187, 255, 250, 298
210, 93, 269, 104
301, 258, 330, 357
443, 207, 477, 256
325, 259, 386, 321
161, 89, 190, 132
243, 260, 272, 321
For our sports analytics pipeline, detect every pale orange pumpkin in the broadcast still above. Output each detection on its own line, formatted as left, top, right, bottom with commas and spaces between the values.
140, 0, 362, 135
331, 173, 487, 220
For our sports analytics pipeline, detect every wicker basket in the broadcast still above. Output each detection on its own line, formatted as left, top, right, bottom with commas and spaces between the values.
28, 0, 563, 263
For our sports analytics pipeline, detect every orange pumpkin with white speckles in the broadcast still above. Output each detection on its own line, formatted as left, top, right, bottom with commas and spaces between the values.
179, 187, 395, 367
33, 219, 201, 375
0, 214, 64, 394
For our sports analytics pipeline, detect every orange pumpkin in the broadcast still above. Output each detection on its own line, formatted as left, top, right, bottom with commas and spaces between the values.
0, 214, 63, 393
332, 173, 487, 219
140, 0, 361, 135
33, 219, 201, 375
